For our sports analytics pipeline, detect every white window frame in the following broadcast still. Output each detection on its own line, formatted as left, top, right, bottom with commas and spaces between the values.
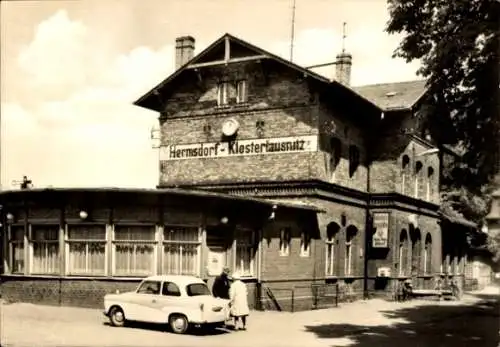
236, 80, 248, 103
162, 225, 201, 276
111, 224, 158, 277
279, 228, 291, 257
300, 232, 310, 257
217, 82, 229, 106
325, 234, 336, 276
233, 229, 256, 278
8, 224, 25, 274
65, 224, 108, 276
29, 224, 60, 275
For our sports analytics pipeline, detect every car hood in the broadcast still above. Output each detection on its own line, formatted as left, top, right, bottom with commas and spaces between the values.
104, 291, 136, 300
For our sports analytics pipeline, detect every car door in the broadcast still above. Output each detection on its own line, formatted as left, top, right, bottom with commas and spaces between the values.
152, 281, 183, 323
130, 280, 162, 323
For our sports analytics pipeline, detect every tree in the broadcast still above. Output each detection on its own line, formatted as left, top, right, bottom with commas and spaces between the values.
386, 0, 500, 189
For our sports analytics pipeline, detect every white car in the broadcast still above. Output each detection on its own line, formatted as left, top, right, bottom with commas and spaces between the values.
103, 275, 230, 334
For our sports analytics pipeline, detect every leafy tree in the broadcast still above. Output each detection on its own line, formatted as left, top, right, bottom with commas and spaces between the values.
386, 0, 500, 257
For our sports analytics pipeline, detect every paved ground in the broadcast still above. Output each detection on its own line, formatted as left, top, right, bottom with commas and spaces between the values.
1, 286, 498, 347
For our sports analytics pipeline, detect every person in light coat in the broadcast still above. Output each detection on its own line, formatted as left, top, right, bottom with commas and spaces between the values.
229, 272, 250, 330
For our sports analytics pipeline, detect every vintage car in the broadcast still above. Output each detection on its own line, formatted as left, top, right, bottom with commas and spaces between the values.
103, 275, 230, 334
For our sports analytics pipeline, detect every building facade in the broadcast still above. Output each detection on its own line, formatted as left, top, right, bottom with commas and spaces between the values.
0, 188, 320, 309
133, 33, 472, 306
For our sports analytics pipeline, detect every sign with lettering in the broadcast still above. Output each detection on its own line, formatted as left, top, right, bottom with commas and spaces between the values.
372, 212, 390, 248
160, 135, 318, 161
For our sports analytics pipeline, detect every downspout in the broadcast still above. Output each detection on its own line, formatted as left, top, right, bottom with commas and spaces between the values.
363, 152, 371, 300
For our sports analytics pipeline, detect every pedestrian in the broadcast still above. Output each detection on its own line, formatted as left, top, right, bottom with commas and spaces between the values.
229, 272, 250, 331
212, 267, 231, 299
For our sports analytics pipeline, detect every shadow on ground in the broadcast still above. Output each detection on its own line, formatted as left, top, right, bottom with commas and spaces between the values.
305, 293, 500, 347
102, 321, 230, 336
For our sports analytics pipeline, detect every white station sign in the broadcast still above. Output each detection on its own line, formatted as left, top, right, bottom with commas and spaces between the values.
161, 135, 318, 161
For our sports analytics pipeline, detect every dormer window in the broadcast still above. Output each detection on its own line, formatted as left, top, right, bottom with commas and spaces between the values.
217, 82, 229, 106
236, 80, 248, 103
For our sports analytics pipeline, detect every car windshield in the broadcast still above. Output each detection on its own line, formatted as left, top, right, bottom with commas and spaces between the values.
186, 283, 211, 296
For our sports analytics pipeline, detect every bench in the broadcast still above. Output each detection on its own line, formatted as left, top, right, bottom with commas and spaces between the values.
411, 289, 455, 300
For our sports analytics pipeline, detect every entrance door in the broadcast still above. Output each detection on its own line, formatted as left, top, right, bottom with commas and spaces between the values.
205, 226, 232, 292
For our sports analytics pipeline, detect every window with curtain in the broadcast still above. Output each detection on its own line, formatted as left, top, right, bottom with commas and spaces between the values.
415, 161, 424, 198
423, 234, 432, 274
401, 155, 410, 195
345, 226, 358, 276
410, 228, 421, 275
9, 225, 25, 274
348, 145, 360, 178
279, 228, 291, 256
234, 229, 256, 277
426, 167, 435, 201
113, 225, 156, 276
329, 137, 342, 181
163, 226, 200, 276
67, 225, 107, 275
31, 225, 60, 274
399, 230, 409, 276
300, 231, 311, 257
325, 223, 340, 276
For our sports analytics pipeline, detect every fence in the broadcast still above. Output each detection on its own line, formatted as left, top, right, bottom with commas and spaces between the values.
256, 282, 340, 312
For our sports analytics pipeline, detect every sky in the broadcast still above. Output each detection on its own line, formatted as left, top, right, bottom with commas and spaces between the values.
0, 0, 421, 189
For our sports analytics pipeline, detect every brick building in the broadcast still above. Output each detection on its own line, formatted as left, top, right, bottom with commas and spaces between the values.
134, 33, 475, 305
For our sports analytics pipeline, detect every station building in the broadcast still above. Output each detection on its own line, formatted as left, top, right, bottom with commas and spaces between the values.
0, 33, 478, 311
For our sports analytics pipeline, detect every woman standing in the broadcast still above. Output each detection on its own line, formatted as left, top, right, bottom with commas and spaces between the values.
229, 272, 250, 330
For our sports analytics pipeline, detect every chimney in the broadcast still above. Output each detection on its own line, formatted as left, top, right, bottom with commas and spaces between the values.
335, 52, 352, 86
175, 36, 195, 70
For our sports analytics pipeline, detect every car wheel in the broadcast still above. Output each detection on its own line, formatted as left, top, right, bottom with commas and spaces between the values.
169, 314, 189, 334
109, 306, 126, 327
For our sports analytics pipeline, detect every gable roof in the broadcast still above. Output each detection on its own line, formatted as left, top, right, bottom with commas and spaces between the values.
353, 80, 428, 112
133, 33, 381, 115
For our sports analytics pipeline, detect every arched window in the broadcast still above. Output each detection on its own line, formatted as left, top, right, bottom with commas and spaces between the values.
415, 161, 424, 198
348, 145, 360, 178
325, 222, 340, 276
426, 167, 435, 201
424, 234, 432, 274
345, 226, 358, 276
399, 230, 409, 276
401, 155, 411, 195
329, 138, 342, 181
410, 227, 421, 275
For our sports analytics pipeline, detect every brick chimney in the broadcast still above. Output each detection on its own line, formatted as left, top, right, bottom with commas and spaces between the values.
175, 36, 195, 70
335, 52, 352, 86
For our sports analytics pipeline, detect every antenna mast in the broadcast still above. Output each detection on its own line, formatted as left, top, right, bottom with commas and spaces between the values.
290, 0, 297, 62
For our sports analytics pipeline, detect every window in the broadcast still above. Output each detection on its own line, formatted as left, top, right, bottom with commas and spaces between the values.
234, 229, 256, 277
399, 230, 409, 276
426, 167, 435, 201
137, 280, 161, 295
348, 145, 360, 177
329, 138, 342, 181
345, 226, 357, 276
325, 223, 340, 276
30, 225, 60, 274
423, 234, 432, 274
162, 282, 181, 296
8, 225, 25, 274
401, 155, 410, 195
66, 225, 107, 275
186, 283, 211, 297
236, 80, 248, 103
300, 232, 311, 257
163, 226, 201, 275
414, 161, 424, 198
113, 225, 156, 276
279, 228, 291, 256
410, 228, 421, 275
217, 82, 229, 106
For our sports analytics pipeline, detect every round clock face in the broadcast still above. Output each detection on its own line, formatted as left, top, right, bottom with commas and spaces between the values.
222, 118, 239, 136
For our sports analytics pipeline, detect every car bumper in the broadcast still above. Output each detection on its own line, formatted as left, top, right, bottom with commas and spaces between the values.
103, 310, 109, 317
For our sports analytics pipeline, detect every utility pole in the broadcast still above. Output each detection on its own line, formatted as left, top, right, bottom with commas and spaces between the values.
290, 0, 297, 62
